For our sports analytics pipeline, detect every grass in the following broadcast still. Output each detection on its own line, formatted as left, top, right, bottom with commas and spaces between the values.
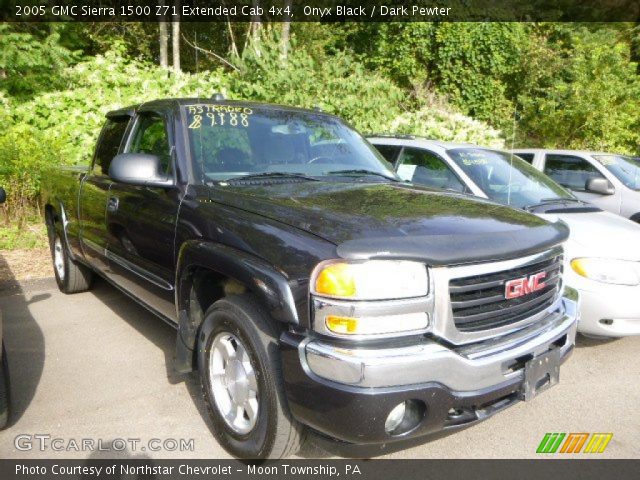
0, 221, 48, 250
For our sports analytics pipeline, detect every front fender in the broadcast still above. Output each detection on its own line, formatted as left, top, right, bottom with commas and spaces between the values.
174, 240, 300, 373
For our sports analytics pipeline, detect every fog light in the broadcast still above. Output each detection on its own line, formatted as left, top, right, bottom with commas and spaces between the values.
384, 399, 426, 436
385, 402, 406, 433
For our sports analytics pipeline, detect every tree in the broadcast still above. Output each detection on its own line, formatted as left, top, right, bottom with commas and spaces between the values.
281, 0, 292, 60
172, 0, 181, 72
159, 1, 169, 68
0, 24, 77, 99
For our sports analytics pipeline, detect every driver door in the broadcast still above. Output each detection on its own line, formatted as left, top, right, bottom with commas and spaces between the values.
104, 110, 179, 322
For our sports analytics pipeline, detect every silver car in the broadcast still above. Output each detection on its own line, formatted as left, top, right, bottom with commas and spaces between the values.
512, 149, 640, 223
369, 136, 640, 338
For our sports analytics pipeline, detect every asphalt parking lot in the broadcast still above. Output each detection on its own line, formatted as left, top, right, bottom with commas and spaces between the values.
0, 275, 638, 459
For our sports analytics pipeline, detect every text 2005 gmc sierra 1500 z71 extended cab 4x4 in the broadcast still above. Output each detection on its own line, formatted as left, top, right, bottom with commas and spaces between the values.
41, 98, 578, 459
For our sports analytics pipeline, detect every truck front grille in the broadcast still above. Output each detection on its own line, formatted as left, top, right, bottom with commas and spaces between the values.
449, 254, 563, 332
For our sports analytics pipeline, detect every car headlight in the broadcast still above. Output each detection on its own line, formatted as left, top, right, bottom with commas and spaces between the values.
311, 260, 430, 337
570, 258, 640, 286
312, 260, 429, 300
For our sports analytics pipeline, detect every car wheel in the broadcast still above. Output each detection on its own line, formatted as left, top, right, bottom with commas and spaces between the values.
48, 227, 93, 294
198, 294, 304, 459
0, 344, 9, 429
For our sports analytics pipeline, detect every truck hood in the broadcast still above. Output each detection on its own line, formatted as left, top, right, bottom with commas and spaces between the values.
541, 210, 640, 261
209, 182, 568, 266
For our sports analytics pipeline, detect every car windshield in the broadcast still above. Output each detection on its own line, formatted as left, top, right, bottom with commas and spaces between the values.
447, 148, 574, 208
183, 104, 397, 182
593, 154, 640, 190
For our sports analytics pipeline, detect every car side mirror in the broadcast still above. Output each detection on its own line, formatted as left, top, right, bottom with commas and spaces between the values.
109, 153, 173, 188
0, 187, 5, 204
585, 177, 615, 195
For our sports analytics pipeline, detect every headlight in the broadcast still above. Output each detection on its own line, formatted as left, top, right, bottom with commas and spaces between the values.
312, 260, 429, 300
570, 258, 640, 286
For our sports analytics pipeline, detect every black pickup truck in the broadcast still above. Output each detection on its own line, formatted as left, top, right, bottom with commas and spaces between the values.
41, 98, 578, 458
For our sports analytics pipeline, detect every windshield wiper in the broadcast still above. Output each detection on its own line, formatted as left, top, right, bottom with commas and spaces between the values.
523, 197, 583, 211
225, 172, 319, 183
326, 169, 400, 182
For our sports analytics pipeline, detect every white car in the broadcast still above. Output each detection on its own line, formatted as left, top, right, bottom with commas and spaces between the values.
369, 136, 640, 337
512, 149, 640, 223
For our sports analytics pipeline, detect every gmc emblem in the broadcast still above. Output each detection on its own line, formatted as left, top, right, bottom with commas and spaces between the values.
505, 272, 547, 299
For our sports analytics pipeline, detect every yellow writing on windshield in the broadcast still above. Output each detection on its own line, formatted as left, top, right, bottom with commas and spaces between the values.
186, 104, 253, 129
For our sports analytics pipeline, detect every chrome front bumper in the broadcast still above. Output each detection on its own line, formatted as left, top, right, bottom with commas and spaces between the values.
301, 289, 578, 391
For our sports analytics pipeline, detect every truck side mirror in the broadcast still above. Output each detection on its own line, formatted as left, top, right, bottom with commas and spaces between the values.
0, 187, 5, 204
109, 153, 173, 188
585, 177, 615, 195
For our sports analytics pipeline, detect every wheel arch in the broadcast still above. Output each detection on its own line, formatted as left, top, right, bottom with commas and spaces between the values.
174, 240, 300, 373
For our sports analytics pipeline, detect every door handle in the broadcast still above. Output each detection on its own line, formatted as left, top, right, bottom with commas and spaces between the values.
107, 196, 119, 213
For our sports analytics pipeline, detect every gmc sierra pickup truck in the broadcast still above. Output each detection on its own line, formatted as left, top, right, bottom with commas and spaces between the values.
41, 98, 578, 459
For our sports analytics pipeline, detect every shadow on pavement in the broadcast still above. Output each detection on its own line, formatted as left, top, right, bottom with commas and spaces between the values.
88, 277, 183, 385
0, 254, 49, 428
81, 441, 157, 480
575, 333, 620, 349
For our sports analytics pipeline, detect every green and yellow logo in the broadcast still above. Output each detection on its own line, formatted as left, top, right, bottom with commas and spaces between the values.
537, 433, 613, 454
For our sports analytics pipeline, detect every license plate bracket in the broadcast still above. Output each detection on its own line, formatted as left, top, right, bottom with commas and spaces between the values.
521, 348, 561, 401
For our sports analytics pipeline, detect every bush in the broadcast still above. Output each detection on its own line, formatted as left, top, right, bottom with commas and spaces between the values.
385, 104, 505, 148
0, 124, 63, 226
10, 44, 231, 166
229, 37, 407, 133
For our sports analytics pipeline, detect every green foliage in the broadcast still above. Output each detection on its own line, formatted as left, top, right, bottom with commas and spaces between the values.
0, 124, 63, 226
230, 36, 406, 133
431, 23, 529, 128
347, 23, 437, 89
10, 44, 230, 166
516, 25, 640, 153
0, 24, 79, 99
386, 103, 505, 148
0, 222, 47, 250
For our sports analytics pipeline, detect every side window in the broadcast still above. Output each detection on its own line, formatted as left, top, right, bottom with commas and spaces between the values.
397, 148, 466, 192
92, 117, 130, 176
128, 115, 172, 173
544, 154, 604, 191
516, 153, 535, 164
374, 145, 401, 163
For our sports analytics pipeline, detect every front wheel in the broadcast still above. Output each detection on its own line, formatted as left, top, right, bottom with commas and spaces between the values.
198, 295, 304, 459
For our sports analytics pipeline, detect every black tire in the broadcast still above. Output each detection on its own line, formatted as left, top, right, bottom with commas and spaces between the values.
0, 344, 9, 429
197, 294, 304, 459
47, 221, 93, 294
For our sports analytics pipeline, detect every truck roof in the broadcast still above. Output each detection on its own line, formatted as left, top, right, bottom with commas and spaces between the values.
106, 98, 335, 119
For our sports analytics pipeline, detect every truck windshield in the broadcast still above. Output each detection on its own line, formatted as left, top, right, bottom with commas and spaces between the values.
593, 154, 640, 190
447, 148, 575, 208
183, 104, 397, 182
